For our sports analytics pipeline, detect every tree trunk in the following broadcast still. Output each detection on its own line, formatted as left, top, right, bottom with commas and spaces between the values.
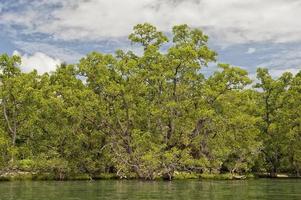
3, 101, 17, 162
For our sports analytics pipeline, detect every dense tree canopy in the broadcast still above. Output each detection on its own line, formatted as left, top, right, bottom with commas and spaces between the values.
0, 24, 300, 180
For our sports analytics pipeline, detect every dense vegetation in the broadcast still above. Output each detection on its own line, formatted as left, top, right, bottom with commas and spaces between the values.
0, 24, 301, 180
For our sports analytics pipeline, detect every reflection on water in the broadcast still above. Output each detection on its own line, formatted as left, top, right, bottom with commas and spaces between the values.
0, 179, 301, 200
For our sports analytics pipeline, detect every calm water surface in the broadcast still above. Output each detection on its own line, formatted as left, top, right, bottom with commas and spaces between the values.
0, 179, 300, 200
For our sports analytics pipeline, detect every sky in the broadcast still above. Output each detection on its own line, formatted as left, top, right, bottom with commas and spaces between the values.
1, 0, 301, 78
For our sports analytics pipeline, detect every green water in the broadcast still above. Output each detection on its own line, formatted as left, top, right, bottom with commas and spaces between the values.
0, 179, 300, 200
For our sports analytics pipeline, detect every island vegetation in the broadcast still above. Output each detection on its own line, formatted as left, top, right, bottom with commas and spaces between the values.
0, 24, 300, 181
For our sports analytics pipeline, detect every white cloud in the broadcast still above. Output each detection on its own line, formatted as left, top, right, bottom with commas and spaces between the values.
1, 0, 301, 44
246, 48, 256, 54
269, 68, 300, 77
258, 48, 301, 69
255, 47, 301, 77
13, 41, 83, 63
13, 50, 61, 74
2, 0, 301, 78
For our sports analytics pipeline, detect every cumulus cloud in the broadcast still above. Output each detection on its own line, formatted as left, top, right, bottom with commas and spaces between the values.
2, 0, 301, 78
269, 68, 300, 77
13, 41, 83, 63
258, 47, 301, 68
246, 48, 256, 54
13, 50, 61, 74
1, 0, 301, 44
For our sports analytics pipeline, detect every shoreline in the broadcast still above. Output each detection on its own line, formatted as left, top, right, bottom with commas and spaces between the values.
1, 171, 300, 182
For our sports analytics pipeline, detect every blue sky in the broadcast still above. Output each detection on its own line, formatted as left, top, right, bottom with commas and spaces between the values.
1, 0, 301, 78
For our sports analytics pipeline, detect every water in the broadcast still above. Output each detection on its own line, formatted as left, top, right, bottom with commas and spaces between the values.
0, 179, 300, 200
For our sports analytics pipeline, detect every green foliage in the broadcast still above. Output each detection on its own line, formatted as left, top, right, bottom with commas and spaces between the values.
0, 23, 300, 180
173, 171, 199, 180
129, 23, 168, 49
